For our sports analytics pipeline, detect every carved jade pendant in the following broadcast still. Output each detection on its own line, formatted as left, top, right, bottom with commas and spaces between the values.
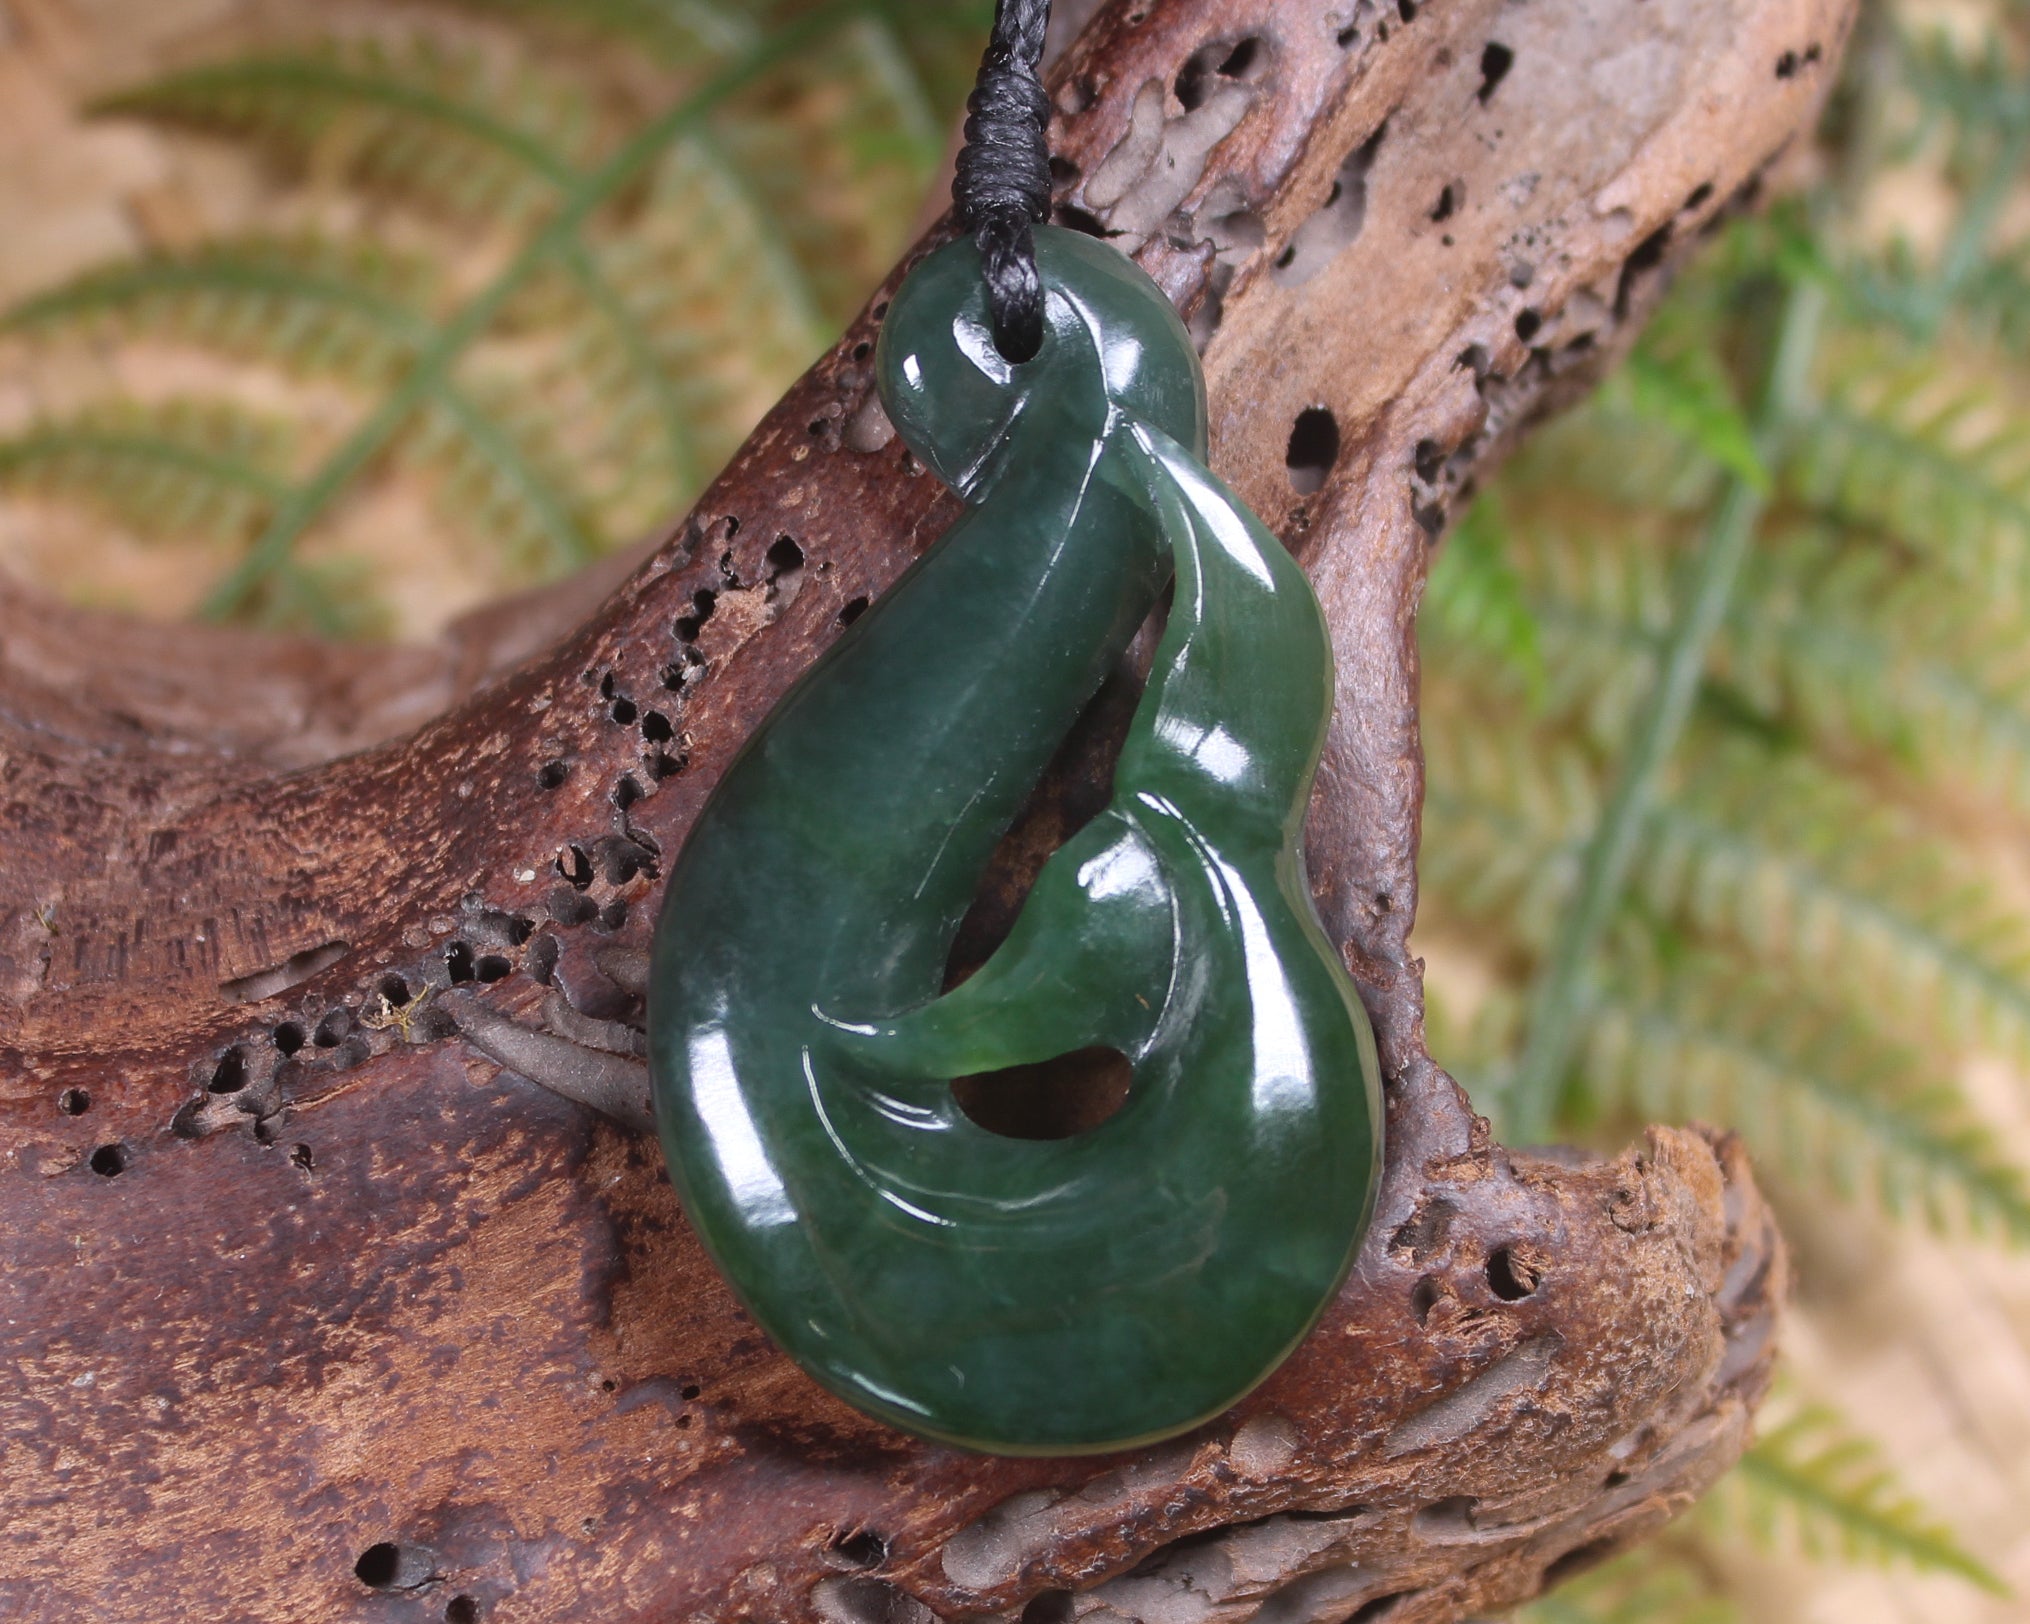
646, 226, 1382, 1455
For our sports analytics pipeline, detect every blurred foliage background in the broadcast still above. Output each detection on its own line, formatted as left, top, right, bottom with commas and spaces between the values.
0, 0, 2025, 1619
0, 0, 989, 634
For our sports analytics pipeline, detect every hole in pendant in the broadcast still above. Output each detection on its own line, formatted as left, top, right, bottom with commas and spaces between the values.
953, 1046, 1133, 1141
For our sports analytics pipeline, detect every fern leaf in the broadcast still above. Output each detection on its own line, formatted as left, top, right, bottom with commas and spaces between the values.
1788, 351, 2030, 599
410, 382, 600, 575
1422, 510, 1669, 747
710, 16, 957, 322
1956, 248, 2030, 360
1430, 505, 2030, 823
0, 402, 291, 548
1705, 1405, 2007, 1591
555, 241, 702, 502
445, 0, 759, 61
1425, 497, 1547, 700
3, 237, 436, 382
1898, 27, 2030, 174
1622, 334, 1767, 492
1643, 741, 2030, 1066
1418, 711, 1599, 944
589, 131, 831, 447
1582, 946, 2030, 1242
476, 264, 714, 546
1501, 390, 1730, 516
96, 38, 599, 223
1516, 1553, 1738, 1624
1422, 706, 2030, 1069
1718, 526, 2030, 818
250, 556, 394, 640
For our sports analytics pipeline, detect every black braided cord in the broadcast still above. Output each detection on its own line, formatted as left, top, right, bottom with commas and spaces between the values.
952, 0, 1054, 362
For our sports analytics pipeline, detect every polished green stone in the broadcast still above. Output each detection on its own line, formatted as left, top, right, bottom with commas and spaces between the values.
647, 226, 1382, 1456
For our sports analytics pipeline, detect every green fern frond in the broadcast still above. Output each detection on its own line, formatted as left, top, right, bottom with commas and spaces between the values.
0, 401, 292, 548
1422, 704, 2030, 1067
1718, 526, 2030, 817
1642, 741, 2030, 1065
1789, 349, 2030, 597
1516, 1553, 1738, 1624
249, 555, 394, 640
1422, 511, 1668, 747
483, 261, 721, 540
712, 15, 955, 320
1581, 946, 2030, 1241
1898, 27, 2030, 171
96, 38, 601, 223
1622, 321, 1768, 492
637, 130, 830, 354
1956, 248, 2030, 359
446, 0, 759, 61
581, 131, 833, 460
409, 381, 602, 575
1432, 503, 2030, 821
1705, 1405, 2008, 1590
1502, 384, 1730, 517
3, 237, 437, 382
1425, 498, 1547, 700
1418, 711, 1599, 944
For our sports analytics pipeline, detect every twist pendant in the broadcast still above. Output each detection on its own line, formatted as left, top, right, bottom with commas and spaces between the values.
647, 227, 1382, 1455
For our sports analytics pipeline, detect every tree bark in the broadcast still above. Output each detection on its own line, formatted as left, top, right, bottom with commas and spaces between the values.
0, 0, 1846, 1618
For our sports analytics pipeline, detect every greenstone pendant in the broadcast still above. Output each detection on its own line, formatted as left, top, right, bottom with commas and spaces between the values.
647, 226, 1382, 1455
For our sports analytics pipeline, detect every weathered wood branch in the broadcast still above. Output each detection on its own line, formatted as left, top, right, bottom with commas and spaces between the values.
0, 0, 1844, 1617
